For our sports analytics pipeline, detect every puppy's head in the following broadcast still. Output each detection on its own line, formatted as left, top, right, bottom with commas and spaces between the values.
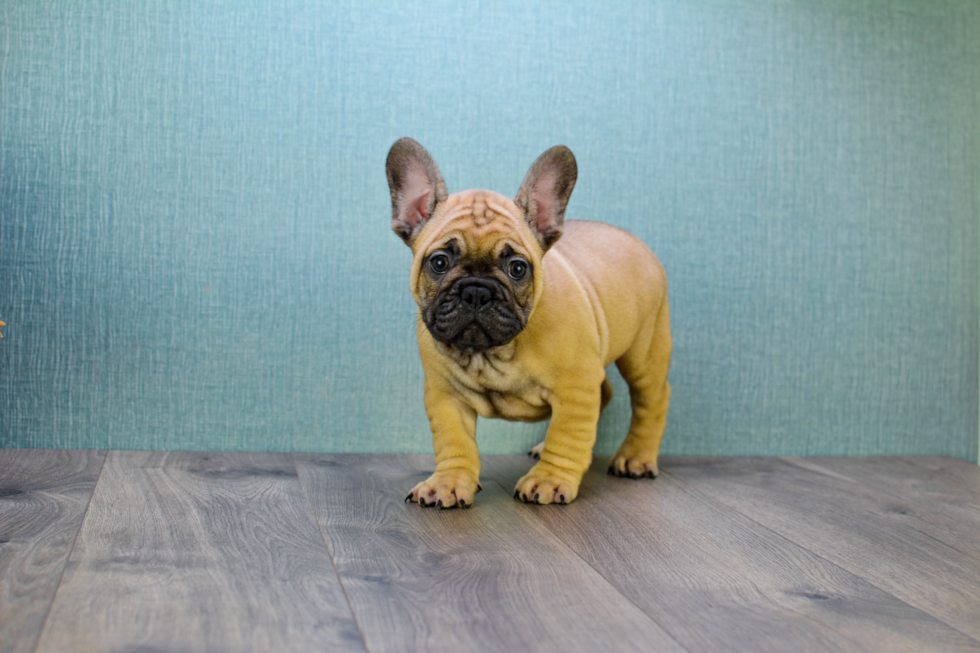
386, 138, 577, 353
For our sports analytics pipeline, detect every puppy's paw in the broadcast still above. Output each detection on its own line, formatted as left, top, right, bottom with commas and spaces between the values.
527, 441, 545, 460
513, 463, 581, 505
607, 447, 659, 479
406, 469, 480, 509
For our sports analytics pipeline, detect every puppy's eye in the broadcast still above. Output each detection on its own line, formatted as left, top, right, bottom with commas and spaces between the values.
429, 253, 451, 274
508, 258, 529, 281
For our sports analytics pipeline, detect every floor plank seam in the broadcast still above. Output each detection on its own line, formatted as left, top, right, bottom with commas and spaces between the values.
292, 454, 371, 653
661, 467, 980, 648
904, 455, 980, 487
29, 450, 109, 653
481, 464, 697, 653
778, 457, 916, 506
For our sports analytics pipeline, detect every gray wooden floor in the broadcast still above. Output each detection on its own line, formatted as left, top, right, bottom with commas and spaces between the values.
1, 450, 978, 653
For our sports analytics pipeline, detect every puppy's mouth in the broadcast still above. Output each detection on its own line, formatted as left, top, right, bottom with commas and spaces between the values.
423, 277, 525, 352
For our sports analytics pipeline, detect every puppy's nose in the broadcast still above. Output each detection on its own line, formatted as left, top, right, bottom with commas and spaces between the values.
460, 284, 493, 311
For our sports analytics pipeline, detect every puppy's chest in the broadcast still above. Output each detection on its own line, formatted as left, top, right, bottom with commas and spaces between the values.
446, 352, 550, 421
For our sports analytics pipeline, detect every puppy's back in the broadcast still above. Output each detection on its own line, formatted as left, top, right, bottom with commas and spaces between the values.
549, 220, 667, 363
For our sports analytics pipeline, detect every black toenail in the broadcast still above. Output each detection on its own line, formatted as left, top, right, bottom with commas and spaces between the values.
459, 499, 467, 508
477, 483, 483, 492
514, 489, 520, 499
419, 497, 427, 506
437, 499, 443, 508
534, 493, 540, 503
559, 495, 566, 504
405, 493, 413, 503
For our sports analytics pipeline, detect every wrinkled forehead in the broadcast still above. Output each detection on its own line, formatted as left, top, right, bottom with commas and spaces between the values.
418, 190, 538, 259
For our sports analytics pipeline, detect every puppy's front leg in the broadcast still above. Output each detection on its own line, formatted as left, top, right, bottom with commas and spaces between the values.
407, 384, 481, 509
515, 382, 601, 505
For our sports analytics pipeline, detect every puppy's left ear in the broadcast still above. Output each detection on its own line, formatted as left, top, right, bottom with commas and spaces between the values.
386, 138, 449, 247
514, 146, 577, 251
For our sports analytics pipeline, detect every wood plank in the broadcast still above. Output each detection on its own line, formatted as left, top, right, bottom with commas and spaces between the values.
664, 456, 980, 642
903, 456, 980, 494
786, 457, 980, 557
34, 451, 365, 653
484, 455, 980, 653
294, 453, 685, 653
0, 449, 106, 653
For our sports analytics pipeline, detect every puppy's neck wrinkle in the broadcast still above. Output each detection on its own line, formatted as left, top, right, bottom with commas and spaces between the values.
541, 244, 608, 360
436, 340, 517, 376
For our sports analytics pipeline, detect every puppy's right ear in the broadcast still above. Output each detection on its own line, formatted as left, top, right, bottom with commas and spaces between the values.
514, 145, 577, 252
386, 138, 449, 247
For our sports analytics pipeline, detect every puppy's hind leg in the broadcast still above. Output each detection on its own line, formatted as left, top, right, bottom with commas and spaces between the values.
609, 299, 671, 479
529, 374, 613, 459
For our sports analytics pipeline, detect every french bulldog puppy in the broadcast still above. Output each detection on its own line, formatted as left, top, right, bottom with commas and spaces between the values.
387, 137, 671, 508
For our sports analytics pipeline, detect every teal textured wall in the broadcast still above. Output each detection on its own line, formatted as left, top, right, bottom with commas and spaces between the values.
1, 1, 978, 460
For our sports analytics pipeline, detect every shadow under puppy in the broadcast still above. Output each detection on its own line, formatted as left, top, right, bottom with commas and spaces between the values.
387, 138, 671, 508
